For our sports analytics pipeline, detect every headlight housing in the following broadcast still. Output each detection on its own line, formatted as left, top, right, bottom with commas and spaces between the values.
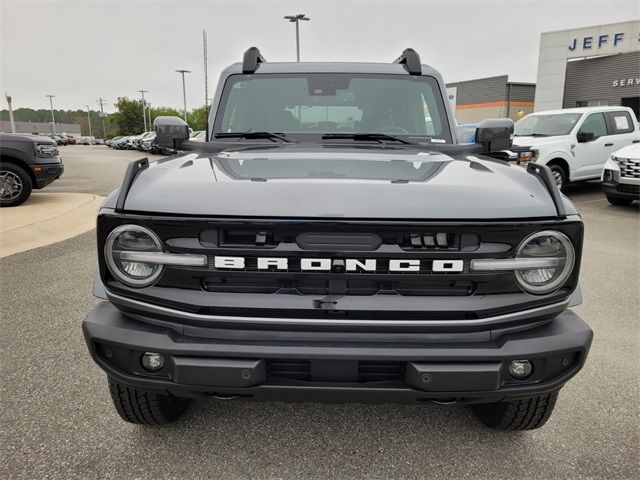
517, 148, 538, 163
514, 230, 575, 294
105, 225, 164, 287
35, 143, 59, 157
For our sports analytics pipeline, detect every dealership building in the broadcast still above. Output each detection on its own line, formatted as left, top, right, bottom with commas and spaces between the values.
0, 120, 81, 135
446, 76, 536, 123
534, 20, 640, 117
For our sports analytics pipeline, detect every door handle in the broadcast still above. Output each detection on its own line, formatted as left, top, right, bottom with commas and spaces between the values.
633, 140, 640, 144
604, 143, 613, 147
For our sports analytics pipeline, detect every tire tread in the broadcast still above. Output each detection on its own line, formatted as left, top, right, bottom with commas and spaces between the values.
108, 378, 189, 425
471, 391, 559, 430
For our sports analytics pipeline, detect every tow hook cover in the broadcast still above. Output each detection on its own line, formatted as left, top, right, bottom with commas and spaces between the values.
172, 357, 266, 387
406, 362, 502, 391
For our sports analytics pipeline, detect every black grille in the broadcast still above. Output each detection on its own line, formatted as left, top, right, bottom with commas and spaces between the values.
98, 214, 584, 323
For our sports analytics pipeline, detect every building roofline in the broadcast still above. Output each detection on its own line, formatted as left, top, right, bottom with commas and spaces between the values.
541, 19, 640, 35
445, 74, 509, 87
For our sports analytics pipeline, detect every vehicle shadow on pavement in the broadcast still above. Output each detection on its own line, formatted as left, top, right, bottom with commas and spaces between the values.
129, 399, 534, 478
561, 180, 603, 198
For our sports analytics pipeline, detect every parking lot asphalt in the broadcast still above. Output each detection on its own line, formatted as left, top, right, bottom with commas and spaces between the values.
1, 147, 638, 479
46, 145, 163, 196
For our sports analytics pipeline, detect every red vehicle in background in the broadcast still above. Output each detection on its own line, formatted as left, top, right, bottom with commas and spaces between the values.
63, 135, 76, 145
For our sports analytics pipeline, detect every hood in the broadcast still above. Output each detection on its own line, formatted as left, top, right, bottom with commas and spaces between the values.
121, 145, 565, 220
612, 143, 640, 159
512, 135, 570, 148
0, 132, 56, 145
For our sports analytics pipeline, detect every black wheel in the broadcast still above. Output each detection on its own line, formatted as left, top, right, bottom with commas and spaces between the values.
108, 377, 191, 425
606, 194, 634, 206
547, 164, 567, 190
470, 391, 559, 430
0, 163, 32, 207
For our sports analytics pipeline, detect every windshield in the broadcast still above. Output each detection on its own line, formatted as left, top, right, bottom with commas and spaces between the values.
213, 73, 452, 144
514, 113, 581, 137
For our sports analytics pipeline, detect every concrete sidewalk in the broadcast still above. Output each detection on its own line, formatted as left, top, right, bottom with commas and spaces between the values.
0, 192, 104, 258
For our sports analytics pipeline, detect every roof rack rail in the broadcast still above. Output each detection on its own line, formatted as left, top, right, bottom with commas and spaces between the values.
526, 163, 566, 218
394, 48, 421, 75
115, 157, 149, 212
242, 47, 266, 74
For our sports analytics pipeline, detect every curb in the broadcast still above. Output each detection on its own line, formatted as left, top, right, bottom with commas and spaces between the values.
0, 193, 104, 258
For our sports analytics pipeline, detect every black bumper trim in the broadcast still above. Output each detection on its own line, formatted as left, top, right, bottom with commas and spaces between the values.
33, 160, 64, 189
106, 290, 571, 330
602, 181, 640, 199
83, 302, 592, 403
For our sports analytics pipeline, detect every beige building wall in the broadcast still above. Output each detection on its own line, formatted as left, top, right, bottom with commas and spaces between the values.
454, 102, 533, 123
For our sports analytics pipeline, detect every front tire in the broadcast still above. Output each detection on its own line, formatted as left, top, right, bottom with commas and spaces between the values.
471, 391, 559, 430
108, 378, 191, 425
0, 163, 32, 207
606, 194, 634, 206
548, 164, 567, 190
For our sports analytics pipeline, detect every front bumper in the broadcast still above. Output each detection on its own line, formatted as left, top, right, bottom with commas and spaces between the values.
602, 179, 640, 200
83, 301, 592, 404
33, 158, 64, 189
602, 158, 639, 200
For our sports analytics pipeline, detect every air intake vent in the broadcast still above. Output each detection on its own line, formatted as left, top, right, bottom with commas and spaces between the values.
358, 361, 405, 382
267, 360, 311, 381
267, 360, 405, 383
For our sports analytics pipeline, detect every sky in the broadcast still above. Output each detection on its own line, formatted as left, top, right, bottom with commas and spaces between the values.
1, 0, 638, 113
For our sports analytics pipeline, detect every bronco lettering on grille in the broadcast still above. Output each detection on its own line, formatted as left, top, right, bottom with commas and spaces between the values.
213, 256, 464, 273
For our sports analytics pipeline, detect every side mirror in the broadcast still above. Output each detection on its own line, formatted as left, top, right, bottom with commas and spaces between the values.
576, 131, 594, 143
475, 118, 514, 153
154, 116, 189, 150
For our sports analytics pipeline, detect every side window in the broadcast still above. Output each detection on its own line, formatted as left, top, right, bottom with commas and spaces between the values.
578, 113, 608, 140
604, 111, 634, 135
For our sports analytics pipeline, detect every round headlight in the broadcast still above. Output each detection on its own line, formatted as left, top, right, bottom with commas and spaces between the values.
105, 225, 163, 287
514, 230, 575, 294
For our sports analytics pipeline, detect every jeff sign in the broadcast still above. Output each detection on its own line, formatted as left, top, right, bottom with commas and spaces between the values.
566, 22, 640, 59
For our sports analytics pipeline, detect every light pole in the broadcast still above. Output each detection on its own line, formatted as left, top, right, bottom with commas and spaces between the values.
46, 94, 56, 134
85, 104, 92, 144
176, 69, 191, 123
138, 90, 148, 131
147, 102, 152, 129
5, 93, 16, 133
97, 97, 107, 139
284, 14, 310, 62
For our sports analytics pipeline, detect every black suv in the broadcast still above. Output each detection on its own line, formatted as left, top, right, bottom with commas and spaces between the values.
83, 48, 592, 430
0, 133, 64, 207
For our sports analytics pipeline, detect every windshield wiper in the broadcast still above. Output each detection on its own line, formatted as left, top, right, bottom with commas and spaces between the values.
214, 131, 296, 143
322, 133, 416, 145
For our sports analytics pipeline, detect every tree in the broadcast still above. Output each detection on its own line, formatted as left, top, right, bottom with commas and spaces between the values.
188, 106, 209, 131
148, 106, 182, 128
112, 97, 146, 136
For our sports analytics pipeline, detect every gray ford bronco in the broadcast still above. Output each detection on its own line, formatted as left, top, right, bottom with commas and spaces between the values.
83, 48, 592, 430
0, 133, 64, 207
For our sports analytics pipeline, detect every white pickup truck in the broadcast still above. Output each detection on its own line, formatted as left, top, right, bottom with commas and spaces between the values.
512, 106, 640, 189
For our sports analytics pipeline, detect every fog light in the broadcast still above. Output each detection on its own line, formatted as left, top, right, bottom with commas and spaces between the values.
604, 170, 613, 182
141, 352, 165, 372
508, 360, 533, 380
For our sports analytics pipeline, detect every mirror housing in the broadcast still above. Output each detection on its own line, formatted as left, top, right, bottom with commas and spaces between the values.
154, 116, 189, 150
576, 131, 594, 143
475, 118, 514, 153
